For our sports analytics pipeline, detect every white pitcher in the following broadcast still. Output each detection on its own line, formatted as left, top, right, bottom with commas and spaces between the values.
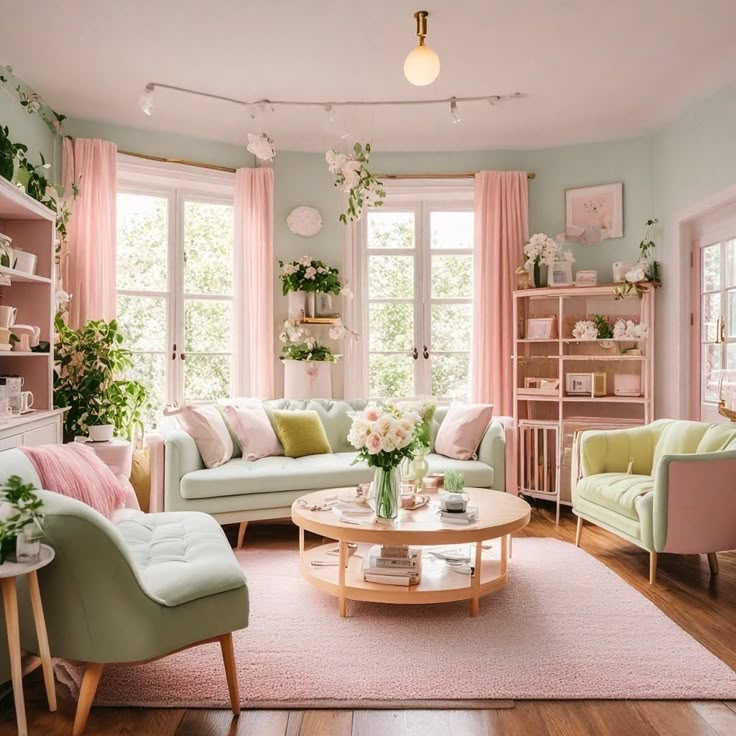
0, 306, 17, 328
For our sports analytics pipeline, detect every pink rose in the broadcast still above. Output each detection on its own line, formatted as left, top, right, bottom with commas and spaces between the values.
365, 407, 381, 422
366, 433, 383, 454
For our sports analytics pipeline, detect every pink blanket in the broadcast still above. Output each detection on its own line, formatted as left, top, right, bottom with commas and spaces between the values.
20, 444, 128, 520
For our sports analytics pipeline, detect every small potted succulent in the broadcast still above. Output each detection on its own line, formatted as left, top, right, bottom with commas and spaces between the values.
439, 471, 468, 513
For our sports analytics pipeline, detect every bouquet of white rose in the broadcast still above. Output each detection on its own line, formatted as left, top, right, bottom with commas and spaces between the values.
348, 404, 421, 519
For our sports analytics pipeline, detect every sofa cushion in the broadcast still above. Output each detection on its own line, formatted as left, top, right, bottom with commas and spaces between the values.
116, 511, 246, 607
180, 451, 495, 500
576, 472, 654, 521
180, 452, 376, 499
271, 409, 332, 457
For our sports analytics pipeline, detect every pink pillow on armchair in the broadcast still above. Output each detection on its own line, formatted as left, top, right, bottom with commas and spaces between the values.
222, 402, 282, 461
434, 402, 494, 460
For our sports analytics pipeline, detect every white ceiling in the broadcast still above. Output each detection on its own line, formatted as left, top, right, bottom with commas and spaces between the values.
2, 0, 736, 152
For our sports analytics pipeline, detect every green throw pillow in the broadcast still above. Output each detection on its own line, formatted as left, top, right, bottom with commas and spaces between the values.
271, 410, 332, 458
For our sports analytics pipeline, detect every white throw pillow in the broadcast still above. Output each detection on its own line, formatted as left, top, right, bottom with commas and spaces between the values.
164, 405, 233, 468
222, 402, 282, 461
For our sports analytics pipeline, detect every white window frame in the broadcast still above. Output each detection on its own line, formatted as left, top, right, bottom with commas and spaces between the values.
116, 155, 240, 407
363, 180, 474, 400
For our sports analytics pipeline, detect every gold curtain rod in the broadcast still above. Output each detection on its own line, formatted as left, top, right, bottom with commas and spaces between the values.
118, 151, 536, 180
119, 150, 237, 173
378, 171, 535, 180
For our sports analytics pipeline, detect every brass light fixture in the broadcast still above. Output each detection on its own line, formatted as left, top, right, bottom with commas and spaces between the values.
404, 10, 440, 86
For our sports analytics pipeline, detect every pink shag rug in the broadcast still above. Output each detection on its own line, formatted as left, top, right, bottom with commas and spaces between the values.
56, 539, 736, 708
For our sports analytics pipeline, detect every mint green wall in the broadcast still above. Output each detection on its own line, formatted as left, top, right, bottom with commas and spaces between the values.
0, 93, 60, 178
63, 118, 254, 170
651, 81, 736, 417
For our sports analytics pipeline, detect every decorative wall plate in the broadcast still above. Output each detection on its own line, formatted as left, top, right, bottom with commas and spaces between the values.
287, 206, 323, 237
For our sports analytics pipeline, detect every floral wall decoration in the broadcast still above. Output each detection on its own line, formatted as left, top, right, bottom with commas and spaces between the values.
247, 132, 275, 162
0, 65, 66, 135
326, 142, 385, 224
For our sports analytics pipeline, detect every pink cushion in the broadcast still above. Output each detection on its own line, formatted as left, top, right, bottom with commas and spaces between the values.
164, 405, 233, 468
222, 402, 282, 461
20, 444, 129, 520
434, 402, 494, 460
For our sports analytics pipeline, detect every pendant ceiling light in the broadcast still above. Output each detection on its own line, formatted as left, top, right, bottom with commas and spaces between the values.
404, 11, 440, 86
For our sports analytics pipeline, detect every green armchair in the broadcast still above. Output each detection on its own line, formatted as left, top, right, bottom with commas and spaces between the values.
573, 419, 736, 584
0, 448, 249, 735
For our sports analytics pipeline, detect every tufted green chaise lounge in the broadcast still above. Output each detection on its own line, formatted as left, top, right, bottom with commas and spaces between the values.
0, 448, 249, 735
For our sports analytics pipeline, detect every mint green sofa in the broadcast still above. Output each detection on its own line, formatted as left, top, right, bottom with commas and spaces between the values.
573, 419, 736, 584
151, 399, 508, 531
0, 448, 248, 735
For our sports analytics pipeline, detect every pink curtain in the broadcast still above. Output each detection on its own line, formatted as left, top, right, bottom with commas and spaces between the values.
235, 167, 274, 399
471, 171, 529, 415
62, 138, 118, 329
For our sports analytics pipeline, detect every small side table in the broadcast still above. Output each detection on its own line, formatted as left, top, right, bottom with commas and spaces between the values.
0, 544, 56, 736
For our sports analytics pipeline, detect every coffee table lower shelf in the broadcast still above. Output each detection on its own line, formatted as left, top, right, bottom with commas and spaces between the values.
300, 541, 508, 617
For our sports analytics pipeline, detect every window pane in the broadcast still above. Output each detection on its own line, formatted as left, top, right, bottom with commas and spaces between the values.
727, 290, 736, 339
702, 293, 721, 342
726, 239, 736, 289
116, 193, 168, 292
116, 295, 167, 352
431, 211, 473, 249
368, 255, 414, 299
369, 354, 414, 398
369, 303, 413, 351
183, 201, 234, 295
432, 354, 470, 400
185, 299, 232, 353
432, 255, 472, 298
702, 244, 721, 292
432, 304, 472, 352
184, 354, 231, 401
124, 352, 166, 429
367, 212, 414, 249
728, 344, 736, 370
703, 344, 722, 403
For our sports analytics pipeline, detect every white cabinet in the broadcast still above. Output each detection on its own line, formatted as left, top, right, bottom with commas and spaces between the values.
0, 410, 64, 450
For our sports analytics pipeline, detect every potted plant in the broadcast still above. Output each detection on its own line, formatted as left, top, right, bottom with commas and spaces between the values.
279, 319, 340, 399
0, 475, 44, 564
0, 125, 28, 183
279, 257, 346, 319
439, 471, 468, 512
53, 316, 148, 443
523, 233, 560, 288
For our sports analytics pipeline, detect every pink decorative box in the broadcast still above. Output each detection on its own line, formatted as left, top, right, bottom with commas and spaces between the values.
614, 374, 642, 397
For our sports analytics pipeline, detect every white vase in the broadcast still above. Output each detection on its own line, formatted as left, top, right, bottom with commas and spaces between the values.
287, 291, 306, 321
282, 359, 332, 399
88, 424, 114, 442
305, 292, 316, 319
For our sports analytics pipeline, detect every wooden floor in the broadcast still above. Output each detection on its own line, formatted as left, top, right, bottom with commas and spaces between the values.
1, 503, 735, 736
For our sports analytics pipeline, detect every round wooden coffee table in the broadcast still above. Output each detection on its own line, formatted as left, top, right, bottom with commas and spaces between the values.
291, 488, 530, 618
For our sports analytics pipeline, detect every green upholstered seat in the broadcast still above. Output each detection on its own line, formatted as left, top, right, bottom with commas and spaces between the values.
575, 472, 654, 521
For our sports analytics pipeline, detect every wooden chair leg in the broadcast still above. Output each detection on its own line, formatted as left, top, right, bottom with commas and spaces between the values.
575, 516, 584, 547
649, 551, 658, 585
707, 552, 719, 575
219, 633, 240, 716
72, 662, 104, 736
236, 521, 248, 550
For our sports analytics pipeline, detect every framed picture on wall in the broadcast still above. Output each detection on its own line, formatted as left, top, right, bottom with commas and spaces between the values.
565, 182, 623, 241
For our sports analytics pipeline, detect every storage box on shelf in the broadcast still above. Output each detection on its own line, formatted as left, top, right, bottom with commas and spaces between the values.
0, 177, 63, 447
512, 284, 655, 522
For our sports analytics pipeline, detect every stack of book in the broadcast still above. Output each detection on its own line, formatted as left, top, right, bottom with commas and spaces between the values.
438, 505, 479, 525
361, 544, 422, 586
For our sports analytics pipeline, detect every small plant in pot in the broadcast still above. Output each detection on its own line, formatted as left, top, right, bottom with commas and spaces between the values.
439, 471, 468, 512
53, 316, 148, 443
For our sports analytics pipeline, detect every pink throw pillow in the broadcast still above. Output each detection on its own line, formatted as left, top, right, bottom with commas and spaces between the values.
222, 403, 282, 461
164, 405, 233, 468
434, 402, 494, 460
20, 444, 128, 520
